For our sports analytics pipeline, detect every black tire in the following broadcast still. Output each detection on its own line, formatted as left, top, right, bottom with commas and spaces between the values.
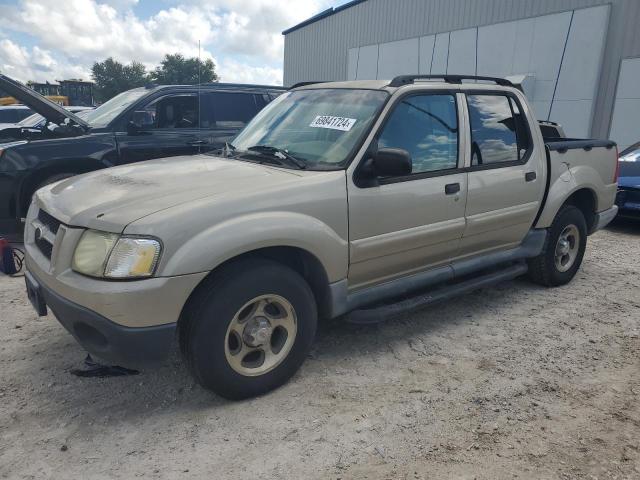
180, 258, 317, 400
36, 173, 76, 191
527, 205, 587, 287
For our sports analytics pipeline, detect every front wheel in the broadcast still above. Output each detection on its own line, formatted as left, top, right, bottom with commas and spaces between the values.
180, 259, 317, 400
527, 205, 587, 287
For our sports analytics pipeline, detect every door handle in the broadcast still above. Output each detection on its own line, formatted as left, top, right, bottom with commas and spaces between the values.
525, 171, 537, 182
445, 183, 460, 195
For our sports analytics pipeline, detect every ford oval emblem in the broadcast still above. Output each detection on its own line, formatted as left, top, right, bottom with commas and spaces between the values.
34, 227, 43, 241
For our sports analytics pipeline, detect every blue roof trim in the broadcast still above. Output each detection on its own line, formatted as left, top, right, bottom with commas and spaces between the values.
282, 0, 368, 35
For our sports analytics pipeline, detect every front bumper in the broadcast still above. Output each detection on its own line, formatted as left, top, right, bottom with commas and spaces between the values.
26, 269, 176, 366
615, 189, 640, 218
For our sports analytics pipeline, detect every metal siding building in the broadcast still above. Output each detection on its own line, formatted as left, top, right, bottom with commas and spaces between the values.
283, 0, 640, 149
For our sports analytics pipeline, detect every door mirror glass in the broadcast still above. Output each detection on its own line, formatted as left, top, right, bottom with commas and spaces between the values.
372, 148, 412, 177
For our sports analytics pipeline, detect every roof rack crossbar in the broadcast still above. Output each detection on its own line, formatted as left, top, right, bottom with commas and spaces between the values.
388, 74, 513, 88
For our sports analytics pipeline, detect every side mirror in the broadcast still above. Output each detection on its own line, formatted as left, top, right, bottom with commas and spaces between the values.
371, 148, 412, 177
127, 120, 141, 135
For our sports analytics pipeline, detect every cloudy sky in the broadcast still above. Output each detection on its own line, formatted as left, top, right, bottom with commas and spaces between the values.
0, 0, 346, 85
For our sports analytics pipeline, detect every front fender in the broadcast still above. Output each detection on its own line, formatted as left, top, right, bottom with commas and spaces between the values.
157, 211, 349, 282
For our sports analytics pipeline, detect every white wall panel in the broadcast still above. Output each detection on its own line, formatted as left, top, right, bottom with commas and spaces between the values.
477, 20, 518, 77
419, 35, 435, 74
356, 44, 379, 80
550, 5, 610, 136
447, 28, 476, 75
529, 12, 572, 81
610, 57, 640, 150
347, 48, 359, 80
549, 100, 593, 137
554, 6, 609, 100
377, 38, 420, 79
512, 18, 535, 74
615, 57, 640, 99
431, 33, 449, 74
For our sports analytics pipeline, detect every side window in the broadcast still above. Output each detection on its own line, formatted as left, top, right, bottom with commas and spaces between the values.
132, 94, 199, 130
377, 94, 458, 175
467, 94, 520, 166
200, 92, 258, 129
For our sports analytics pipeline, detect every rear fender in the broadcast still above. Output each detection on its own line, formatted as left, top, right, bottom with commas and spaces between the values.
536, 164, 616, 228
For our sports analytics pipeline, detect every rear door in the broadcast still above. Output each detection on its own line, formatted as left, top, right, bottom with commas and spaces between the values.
198, 91, 266, 152
116, 92, 202, 164
347, 92, 468, 289
459, 91, 545, 257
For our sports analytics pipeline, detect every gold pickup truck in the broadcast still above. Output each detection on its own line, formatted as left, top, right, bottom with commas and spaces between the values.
23, 75, 619, 399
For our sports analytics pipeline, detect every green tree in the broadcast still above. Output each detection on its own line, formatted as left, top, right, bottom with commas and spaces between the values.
91, 57, 148, 102
150, 53, 218, 85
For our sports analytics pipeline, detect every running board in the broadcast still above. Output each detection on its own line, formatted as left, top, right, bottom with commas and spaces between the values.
345, 262, 528, 325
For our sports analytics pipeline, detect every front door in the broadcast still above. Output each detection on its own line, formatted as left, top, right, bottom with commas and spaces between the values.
458, 92, 545, 257
347, 92, 468, 289
116, 92, 202, 164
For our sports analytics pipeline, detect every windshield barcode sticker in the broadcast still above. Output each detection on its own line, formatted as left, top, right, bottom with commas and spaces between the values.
309, 115, 357, 131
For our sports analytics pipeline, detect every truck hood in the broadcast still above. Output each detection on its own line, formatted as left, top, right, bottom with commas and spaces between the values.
36, 155, 305, 232
0, 74, 88, 128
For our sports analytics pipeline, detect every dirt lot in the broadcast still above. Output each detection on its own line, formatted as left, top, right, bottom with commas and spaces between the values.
1, 221, 639, 480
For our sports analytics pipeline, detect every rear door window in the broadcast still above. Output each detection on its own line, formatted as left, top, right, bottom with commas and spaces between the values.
200, 92, 259, 129
132, 93, 199, 130
467, 94, 520, 166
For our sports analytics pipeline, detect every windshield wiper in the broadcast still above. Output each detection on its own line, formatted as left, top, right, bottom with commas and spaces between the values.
220, 142, 236, 157
247, 145, 307, 170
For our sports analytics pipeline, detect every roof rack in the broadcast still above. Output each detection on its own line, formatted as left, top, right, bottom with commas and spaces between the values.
388, 74, 513, 88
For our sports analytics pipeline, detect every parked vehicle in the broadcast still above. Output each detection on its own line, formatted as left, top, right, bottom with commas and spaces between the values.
0, 73, 284, 235
0, 105, 32, 124
0, 106, 94, 142
615, 141, 640, 218
23, 75, 618, 399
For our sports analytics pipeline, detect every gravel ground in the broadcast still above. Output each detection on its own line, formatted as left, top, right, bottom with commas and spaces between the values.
1, 221, 639, 479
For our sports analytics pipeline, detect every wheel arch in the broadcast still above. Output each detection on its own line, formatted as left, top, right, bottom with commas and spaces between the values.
563, 188, 597, 233
17, 158, 106, 219
178, 246, 334, 326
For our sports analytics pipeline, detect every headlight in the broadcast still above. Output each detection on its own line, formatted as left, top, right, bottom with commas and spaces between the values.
72, 230, 161, 279
104, 237, 161, 278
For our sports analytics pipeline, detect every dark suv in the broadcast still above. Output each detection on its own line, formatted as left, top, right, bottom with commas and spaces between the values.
0, 74, 284, 235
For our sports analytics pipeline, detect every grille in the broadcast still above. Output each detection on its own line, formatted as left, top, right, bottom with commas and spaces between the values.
35, 236, 53, 259
38, 209, 62, 235
35, 209, 63, 260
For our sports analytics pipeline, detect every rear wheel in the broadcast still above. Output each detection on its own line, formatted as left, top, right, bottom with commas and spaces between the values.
180, 259, 317, 400
528, 205, 587, 287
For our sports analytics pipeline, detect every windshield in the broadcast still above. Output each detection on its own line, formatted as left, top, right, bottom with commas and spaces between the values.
18, 112, 44, 127
230, 88, 389, 169
620, 144, 640, 162
83, 88, 148, 128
